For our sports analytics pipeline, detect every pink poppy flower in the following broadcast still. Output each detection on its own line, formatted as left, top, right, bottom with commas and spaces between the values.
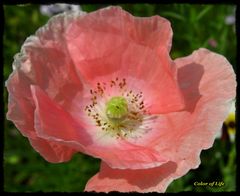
6, 6, 236, 192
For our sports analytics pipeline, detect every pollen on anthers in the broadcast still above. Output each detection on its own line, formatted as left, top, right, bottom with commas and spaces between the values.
84, 77, 147, 139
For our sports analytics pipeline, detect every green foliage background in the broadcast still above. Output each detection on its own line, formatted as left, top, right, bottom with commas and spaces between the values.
3, 4, 236, 192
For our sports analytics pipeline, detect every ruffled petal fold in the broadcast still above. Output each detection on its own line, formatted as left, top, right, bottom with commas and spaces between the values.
86, 140, 168, 170
148, 48, 236, 163
31, 85, 91, 148
85, 161, 177, 193
29, 137, 76, 163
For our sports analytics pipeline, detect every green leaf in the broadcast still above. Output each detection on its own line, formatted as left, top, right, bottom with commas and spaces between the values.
161, 11, 185, 21
196, 6, 213, 21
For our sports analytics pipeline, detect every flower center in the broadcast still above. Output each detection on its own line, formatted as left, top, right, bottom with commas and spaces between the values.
106, 96, 128, 124
84, 77, 152, 139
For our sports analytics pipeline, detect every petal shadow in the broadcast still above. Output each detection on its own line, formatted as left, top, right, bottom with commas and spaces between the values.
177, 63, 204, 113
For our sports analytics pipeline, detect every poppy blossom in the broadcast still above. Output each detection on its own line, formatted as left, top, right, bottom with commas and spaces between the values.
6, 6, 236, 192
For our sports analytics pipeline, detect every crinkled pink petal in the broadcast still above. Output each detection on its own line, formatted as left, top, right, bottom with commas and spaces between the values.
119, 44, 184, 113
86, 140, 168, 170
66, 6, 172, 61
85, 48, 236, 192
8, 10, 85, 112
66, 6, 184, 113
29, 137, 76, 163
6, 70, 78, 163
6, 10, 85, 135
5, 11, 89, 163
138, 48, 236, 165
85, 161, 177, 193
31, 85, 91, 150
6, 73, 82, 164
6, 71, 37, 138
24, 36, 84, 114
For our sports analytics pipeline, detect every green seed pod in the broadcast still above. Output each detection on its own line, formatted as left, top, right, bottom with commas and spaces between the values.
106, 96, 128, 123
